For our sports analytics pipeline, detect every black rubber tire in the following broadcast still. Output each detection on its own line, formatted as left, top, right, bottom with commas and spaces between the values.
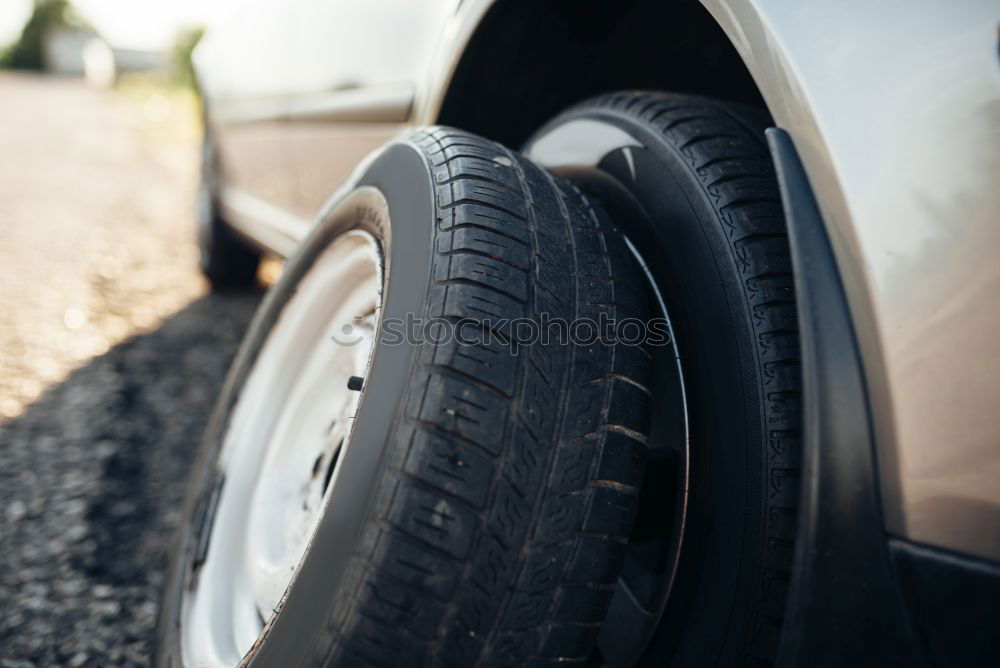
158, 127, 652, 666
196, 131, 260, 290
526, 93, 802, 666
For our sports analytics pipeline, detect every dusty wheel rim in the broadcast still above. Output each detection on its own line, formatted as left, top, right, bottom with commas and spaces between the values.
180, 229, 383, 667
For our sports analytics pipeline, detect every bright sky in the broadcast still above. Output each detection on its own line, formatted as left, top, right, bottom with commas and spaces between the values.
1, 0, 243, 50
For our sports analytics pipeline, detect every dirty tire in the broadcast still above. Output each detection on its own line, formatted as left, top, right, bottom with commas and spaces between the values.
158, 126, 652, 667
527, 92, 802, 666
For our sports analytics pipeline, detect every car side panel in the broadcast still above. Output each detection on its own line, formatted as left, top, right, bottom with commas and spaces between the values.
194, 0, 300, 229
196, 0, 457, 239
700, 0, 1000, 561
279, 0, 456, 218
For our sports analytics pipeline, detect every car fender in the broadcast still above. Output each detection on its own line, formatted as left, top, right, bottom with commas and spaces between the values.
423, 0, 1000, 562
703, 0, 1000, 562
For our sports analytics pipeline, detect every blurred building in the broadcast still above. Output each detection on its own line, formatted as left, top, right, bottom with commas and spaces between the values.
81, 38, 166, 86
40, 27, 165, 85
41, 25, 92, 75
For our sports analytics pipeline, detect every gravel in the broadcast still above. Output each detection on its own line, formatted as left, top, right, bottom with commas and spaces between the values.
0, 74, 262, 665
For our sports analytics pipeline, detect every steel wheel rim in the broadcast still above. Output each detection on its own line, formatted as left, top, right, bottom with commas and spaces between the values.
180, 229, 383, 667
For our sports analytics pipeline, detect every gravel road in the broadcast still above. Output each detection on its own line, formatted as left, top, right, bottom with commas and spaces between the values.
0, 74, 261, 666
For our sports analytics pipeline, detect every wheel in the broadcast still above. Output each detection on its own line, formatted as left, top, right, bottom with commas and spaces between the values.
196, 130, 261, 290
158, 127, 653, 666
525, 92, 802, 666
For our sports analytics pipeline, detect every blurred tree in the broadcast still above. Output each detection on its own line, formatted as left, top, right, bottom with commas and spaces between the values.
0, 0, 91, 70
169, 26, 205, 90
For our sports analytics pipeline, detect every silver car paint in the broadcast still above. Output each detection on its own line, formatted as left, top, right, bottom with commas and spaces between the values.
417, 0, 1000, 561
699, 0, 1000, 561
199, 0, 1000, 560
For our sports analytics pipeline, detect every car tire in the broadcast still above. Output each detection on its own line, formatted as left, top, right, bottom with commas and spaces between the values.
196, 131, 261, 290
158, 127, 652, 667
526, 92, 802, 666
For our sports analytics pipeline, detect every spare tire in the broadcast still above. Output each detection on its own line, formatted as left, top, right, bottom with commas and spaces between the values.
157, 127, 653, 667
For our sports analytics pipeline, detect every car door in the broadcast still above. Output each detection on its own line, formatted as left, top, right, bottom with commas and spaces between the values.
197, 0, 300, 226
282, 0, 457, 219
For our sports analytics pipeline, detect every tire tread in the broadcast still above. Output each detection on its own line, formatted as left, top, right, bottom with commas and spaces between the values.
323, 127, 650, 667
574, 91, 800, 665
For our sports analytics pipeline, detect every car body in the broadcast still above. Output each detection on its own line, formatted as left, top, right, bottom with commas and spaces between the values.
193, 0, 1000, 663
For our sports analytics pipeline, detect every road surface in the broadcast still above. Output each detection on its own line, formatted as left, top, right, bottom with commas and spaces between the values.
0, 74, 260, 666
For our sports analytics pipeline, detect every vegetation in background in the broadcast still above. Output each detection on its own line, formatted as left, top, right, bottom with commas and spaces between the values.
0, 0, 92, 70
0, 2, 205, 143
169, 26, 204, 90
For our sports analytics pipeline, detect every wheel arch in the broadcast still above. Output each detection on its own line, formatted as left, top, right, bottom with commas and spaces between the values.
418, 0, 911, 661
424, 0, 766, 149
418, 3, 884, 470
